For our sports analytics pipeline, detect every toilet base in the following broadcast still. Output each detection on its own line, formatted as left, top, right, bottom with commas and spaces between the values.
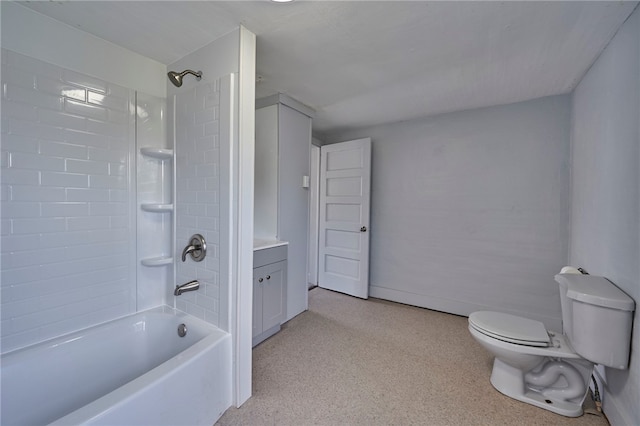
490, 358, 590, 417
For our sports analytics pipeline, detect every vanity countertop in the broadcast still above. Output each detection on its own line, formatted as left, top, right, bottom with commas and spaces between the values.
253, 239, 288, 251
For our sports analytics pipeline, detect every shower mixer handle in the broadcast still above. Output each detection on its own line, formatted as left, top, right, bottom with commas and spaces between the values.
181, 234, 207, 262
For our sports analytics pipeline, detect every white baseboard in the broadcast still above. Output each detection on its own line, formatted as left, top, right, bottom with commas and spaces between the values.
369, 285, 562, 331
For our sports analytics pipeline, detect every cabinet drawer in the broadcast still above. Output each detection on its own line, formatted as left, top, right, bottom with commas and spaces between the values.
253, 244, 287, 268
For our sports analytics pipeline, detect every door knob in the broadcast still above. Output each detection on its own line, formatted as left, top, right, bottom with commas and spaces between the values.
360, 226, 367, 232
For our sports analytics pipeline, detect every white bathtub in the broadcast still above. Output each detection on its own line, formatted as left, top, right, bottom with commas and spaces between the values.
1, 306, 232, 425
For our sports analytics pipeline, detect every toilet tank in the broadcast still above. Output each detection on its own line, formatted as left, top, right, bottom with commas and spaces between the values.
555, 274, 635, 369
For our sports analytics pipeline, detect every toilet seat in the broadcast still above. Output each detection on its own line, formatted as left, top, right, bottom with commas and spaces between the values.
469, 311, 550, 347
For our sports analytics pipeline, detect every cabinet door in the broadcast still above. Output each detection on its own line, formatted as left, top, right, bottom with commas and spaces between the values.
252, 268, 264, 338
261, 260, 286, 331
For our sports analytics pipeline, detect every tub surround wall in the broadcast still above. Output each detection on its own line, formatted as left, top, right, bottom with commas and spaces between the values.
569, 7, 639, 425
0, 4, 167, 353
1, 49, 138, 352
169, 29, 242, 332
174, 78, 224, 325
325, 95, 571, 330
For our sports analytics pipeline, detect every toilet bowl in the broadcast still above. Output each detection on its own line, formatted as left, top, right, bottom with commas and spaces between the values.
468, 272, 635, 417
468, 311, 593, 417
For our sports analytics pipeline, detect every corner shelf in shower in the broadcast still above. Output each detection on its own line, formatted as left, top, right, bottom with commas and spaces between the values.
140, 203, 174, 213
140, 147, 173, 160
140, 256, 173, 267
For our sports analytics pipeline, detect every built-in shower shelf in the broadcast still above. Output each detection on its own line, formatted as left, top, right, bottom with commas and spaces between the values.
141, 203, 174, 213
140, 256, 173, 267
140, 147, 173, 160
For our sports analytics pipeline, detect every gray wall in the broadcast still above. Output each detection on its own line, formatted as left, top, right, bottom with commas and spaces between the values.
326, 95, 571, 330
570, 8, 639, 426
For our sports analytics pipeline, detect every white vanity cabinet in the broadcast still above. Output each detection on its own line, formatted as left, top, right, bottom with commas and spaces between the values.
253, 243, 288, 347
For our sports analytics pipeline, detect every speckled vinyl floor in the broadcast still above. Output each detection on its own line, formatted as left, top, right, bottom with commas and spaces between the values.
216, 287, 608, 426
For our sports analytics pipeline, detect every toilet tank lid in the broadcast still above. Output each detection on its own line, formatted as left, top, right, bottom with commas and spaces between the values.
555, 274, 635, 311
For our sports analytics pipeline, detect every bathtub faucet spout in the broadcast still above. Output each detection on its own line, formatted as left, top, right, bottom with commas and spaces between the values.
174, 280, 200, 296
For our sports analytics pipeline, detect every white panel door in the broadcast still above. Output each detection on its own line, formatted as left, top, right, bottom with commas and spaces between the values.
318, 138, 371, 299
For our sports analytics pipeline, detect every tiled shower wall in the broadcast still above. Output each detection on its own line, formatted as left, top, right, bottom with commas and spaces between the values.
1, 49, 136, 352
174, 80, 222, 326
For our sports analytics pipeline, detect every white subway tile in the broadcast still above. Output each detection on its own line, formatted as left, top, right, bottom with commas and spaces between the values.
205, 204, 219, 217
5, 84, 63, 111
195, 293, 218, 313
41, 171, 88, 188
88, 202, 127, 217
197, 189, 218, 203
109, 189, 128, 202
12, 217, 65, 234
66, 159, 109, 175
7, 118, 66, 141
204, 282, 220, 298
67, 216, 110, 231
205, 177, 219, 191
39, 230, 89, 248
9, 247, 69, 269
66, 241, 122, 259
1, 168, 40, 185
11, 185, 65, 202
41, 202, 88, 217
10, 151, 65, 172
62, 70, 107, 93
203, 91, 220, 109
2, 265, 42, 285
204, 149, 219, 164
195, 163, 217, 178
66, 188, 110, 202
187, 204, 206, 216
185, 303, 205, 321
2, 133, 39, 153
1, 234, 40, 253
197, 216, 218, 231
88, 227, 128, 243
36, 76, 86, 101
89, 174, 126, 189
195, 135, 216, 152
109, 215, 129, 229
64, 129, 109, 147
87, 147, 127, 163
1, 201, 40, 218
194, 108, 215, 125
2, 64, 37, 89
86, 118, 127, 138
38, 109, 87, 131
64, 98, 108, 121
39, 141, 88, 160
187, 178, 206, 191
2, 100, 37, 121
204, 120, 219, 136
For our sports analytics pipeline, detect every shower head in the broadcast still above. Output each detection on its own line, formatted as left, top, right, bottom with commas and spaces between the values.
167, 70, 203, 87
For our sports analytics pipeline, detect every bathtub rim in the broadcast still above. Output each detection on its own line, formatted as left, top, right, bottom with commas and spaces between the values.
1, 305, 221, 358
42, 306, 230, 425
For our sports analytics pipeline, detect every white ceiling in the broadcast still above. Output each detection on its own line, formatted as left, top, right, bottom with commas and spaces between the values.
19, 1, 638, 134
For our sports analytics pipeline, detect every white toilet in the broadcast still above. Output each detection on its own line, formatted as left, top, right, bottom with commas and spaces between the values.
468, 272, 635, 417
